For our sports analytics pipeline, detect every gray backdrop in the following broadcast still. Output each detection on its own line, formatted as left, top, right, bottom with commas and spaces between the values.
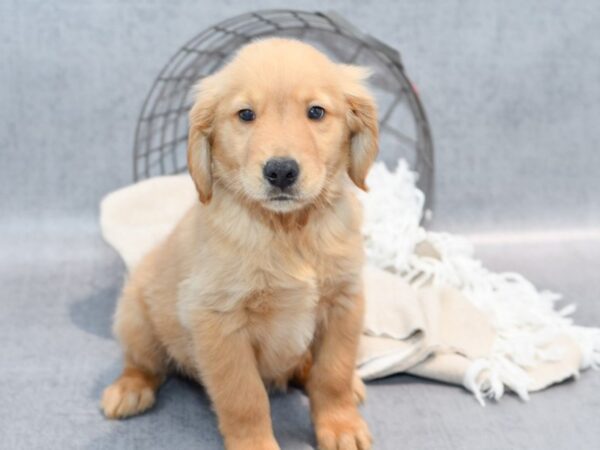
1, 0, 599, 232
1, 1, 599, 449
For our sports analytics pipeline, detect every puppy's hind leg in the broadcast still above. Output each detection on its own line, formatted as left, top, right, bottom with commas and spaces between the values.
352, 372, 367, 405
101, 283, 167, 419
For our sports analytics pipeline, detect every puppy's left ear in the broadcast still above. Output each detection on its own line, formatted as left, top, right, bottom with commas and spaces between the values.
340, 65, 379, 191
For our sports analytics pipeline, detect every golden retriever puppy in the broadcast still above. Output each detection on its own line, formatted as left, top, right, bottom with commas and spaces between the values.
101, 38, 378, 450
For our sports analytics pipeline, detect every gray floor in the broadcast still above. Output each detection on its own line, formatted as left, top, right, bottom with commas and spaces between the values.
1, 222, 598, 450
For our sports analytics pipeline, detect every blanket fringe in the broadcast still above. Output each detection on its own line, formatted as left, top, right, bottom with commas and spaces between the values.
463, 357, 532, 406
571, 327, 600, 370
362, 160, 600, 402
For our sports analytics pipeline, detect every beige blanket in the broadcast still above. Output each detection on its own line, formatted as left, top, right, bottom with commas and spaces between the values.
100, 175, 592, 404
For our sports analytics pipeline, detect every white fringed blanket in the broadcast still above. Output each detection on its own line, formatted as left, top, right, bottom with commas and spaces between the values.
100, 160, 599, 405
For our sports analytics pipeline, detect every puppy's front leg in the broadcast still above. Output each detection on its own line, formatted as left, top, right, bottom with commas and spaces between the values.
193, 312, 279, 450
308, 292, 372, 450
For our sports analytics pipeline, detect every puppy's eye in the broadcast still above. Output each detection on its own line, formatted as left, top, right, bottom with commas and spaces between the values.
307, 106, 325, 120
238, 109, 256, 122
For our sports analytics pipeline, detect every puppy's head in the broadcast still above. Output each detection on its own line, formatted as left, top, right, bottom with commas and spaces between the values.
187, 38, 378, 213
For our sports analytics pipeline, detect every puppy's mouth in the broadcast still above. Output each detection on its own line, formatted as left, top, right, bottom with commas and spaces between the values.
269, 194, 296, 202
262, 191, 306, 212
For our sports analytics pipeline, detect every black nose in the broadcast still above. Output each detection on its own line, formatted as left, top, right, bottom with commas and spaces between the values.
263, 158, 299, 190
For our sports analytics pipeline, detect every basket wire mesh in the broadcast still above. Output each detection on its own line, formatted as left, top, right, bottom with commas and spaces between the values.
133, 10, 434, 210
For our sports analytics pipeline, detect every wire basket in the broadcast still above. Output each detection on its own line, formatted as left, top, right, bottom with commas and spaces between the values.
133, 9, 434, 210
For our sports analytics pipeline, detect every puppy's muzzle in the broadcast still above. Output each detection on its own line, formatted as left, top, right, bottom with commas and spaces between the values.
263, 158, 299, 190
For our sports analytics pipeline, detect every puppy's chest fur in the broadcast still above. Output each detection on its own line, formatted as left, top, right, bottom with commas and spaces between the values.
241, 239, 359, 381
243, 286, 317, 383
178, 200, 363, 382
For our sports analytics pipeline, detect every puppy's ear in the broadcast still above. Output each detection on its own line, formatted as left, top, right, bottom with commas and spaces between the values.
187, 75, 219, 203
340, 65, 379, 191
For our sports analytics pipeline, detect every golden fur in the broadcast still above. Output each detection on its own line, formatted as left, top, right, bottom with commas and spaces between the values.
101, 38, 378, 450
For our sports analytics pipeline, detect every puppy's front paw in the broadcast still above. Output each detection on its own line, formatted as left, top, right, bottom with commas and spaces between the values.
316, 408, 372, 450
101, 377, 156, 419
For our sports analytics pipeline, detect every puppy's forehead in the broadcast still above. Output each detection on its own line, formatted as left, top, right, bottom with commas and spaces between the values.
226, 39, 341, 94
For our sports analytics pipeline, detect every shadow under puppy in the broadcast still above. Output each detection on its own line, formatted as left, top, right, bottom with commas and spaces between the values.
101, 38, 378, 450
